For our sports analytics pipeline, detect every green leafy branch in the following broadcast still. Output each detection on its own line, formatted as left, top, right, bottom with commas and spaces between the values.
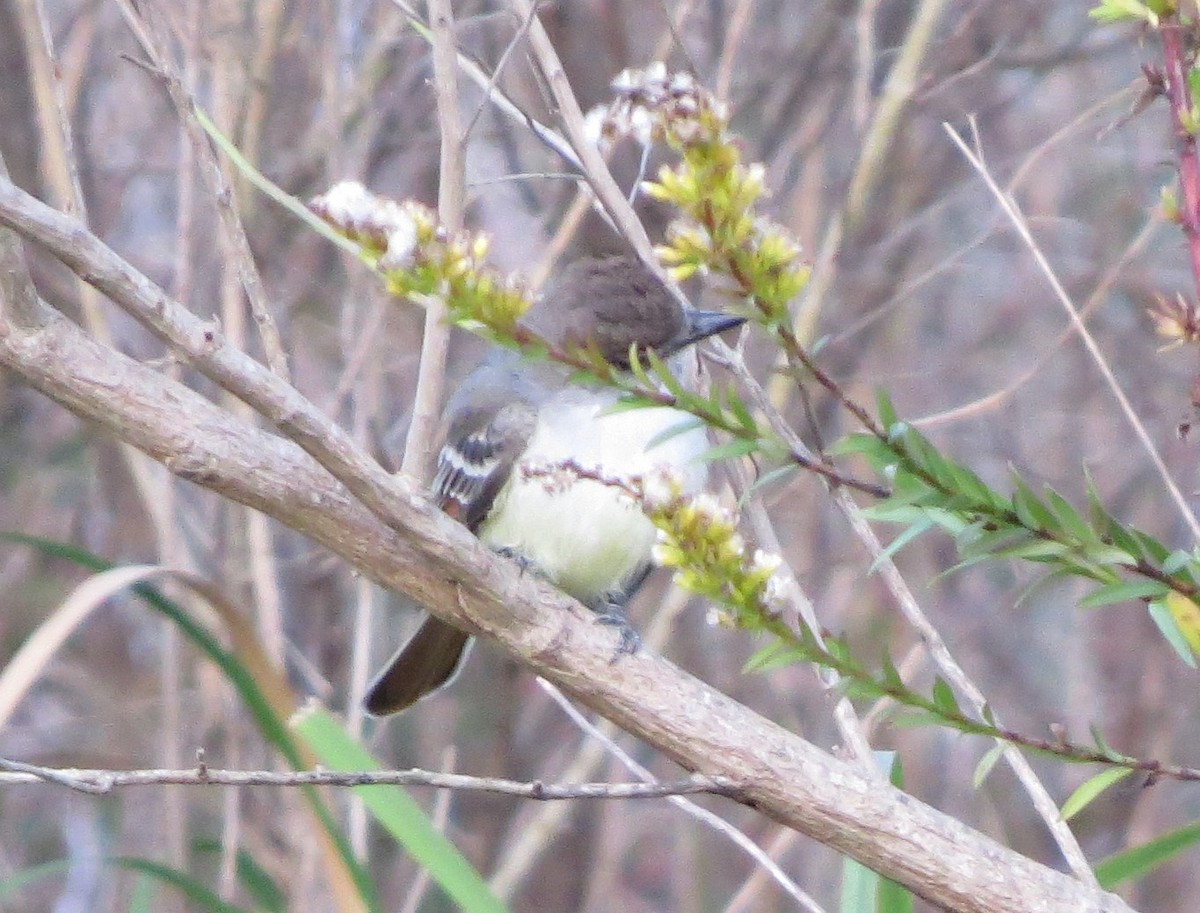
754, 614, 1200, 783
593, 65, 880, 438
1092, 1, 1200, 350
519, 459, 1200, 784
832, 392, 1200, 665
308, 182, 885, 498
310, 72, 1200, 781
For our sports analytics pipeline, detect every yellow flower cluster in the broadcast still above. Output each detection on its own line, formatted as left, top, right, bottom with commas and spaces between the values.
309, 182, 530, 337
584, 65, 809, 327
643, 473, 785, 624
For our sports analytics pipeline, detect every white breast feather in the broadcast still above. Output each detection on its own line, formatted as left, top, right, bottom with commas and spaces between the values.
478, 394, 708, 604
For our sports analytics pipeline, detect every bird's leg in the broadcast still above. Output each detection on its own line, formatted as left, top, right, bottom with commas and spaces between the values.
593, 563, 652, 660
594, 595, 642, 659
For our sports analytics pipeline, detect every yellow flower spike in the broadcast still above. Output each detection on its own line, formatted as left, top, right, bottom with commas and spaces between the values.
667, 262, 699, 282
642, 180, 672, 203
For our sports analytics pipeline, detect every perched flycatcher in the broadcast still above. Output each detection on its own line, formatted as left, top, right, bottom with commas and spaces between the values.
365, 255, 743, 714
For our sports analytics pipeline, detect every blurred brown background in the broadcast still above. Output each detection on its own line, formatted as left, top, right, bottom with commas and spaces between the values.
0, 0, 1196, 911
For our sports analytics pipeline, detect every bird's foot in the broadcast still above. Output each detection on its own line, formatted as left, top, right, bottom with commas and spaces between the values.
594, 601, 642, 661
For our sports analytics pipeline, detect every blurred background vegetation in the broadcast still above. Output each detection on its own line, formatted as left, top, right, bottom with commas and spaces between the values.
0, 0, 1196, 911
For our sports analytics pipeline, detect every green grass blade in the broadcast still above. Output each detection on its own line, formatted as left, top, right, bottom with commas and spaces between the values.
0, 534, 375, 910
293, 706, 508, 913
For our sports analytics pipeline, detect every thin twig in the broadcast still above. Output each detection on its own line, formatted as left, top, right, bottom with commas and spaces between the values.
488, 587, 694, 900
460, 1, 540, 143
776, 0, 952, 399
238, 0, 289, 199
508, 0, 658, 266
715, 0, 755, 104
0, 758, 744, 800
400, 748, 457, 913
11, 0, 177, 562
0, 218, 1142, 912
389, 0, 582, 170
538, 682, 827, 913
113, 0, 292, 382
400, 0, 462, 481
834, 486, 1100, 885
945, 121, 1200, 543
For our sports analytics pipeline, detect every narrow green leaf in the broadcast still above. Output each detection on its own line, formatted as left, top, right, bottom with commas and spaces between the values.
293, 707, 508, 913
747, 464, 799, 497
1083, 545, 1137, 567
828, 432, 886, 458
726, 388, 759, 433
1043, 487, 1093, 543
887, 473, 937, 507
1059, 768, 1134, 822
840, 678, 889, 701
1148, 599, 1200, 668
1078, 580, 1166, 609
194, 106, 360, 257
875, 752, 914, 913
883, 751, 903, 787
867, 518, 934, 573
1162, 549, 1195, 575
1090, 724, 1120, 761
604, 393, 663, 414
944, 464, 995, 509
194, 838, 285, 913
1009, 473, 1056, 530
699, 438, 761, 462
876, 389, 898, 428
840, 856, 879, 913
644, 416, 707, 451
743, 641, 808, 673
0, 534, 373, 909
939, 553, 1008, 584
992, 539, 1071, 562
922, 507, 970, 536
1181, 549, 1200, 587
931, 677, 959, 716
646, 348, 684, 398
1095, 821, 1200, 888
956, 526, 1034, 560
859, 503, 928, 525
1128, 529, 1170, 565
887, 711, 942, 729
878, 873, 914, 913
1012, 567, 1073, 610
879, 652, 904, 690
129, 874, 155, 913
108, 858, 253, 913
0, 860, 71, 903
1054, 555, 1121, 585
895, 428, 940, 479
627, 346, 651, 385
973, 744, 1004, 788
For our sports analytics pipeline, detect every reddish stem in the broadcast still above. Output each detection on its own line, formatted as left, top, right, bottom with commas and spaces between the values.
1160, 21, 1200, 296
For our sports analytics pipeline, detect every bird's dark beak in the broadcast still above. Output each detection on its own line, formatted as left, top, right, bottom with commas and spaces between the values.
678, 310, 747, 348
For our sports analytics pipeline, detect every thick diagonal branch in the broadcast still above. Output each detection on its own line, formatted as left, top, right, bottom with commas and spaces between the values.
0, 203, 1135, 913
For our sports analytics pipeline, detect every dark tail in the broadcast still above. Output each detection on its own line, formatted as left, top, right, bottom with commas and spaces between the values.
364, 618, 472, 715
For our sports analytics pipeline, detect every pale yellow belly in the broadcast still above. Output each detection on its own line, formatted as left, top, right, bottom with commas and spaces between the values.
479, 475, 658, 602
477, 393, 708, 605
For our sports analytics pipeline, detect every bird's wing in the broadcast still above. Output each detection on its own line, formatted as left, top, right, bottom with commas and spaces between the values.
432, 399, 538, 531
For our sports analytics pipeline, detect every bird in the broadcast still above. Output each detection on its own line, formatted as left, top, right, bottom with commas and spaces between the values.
364, 254, 744, 714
